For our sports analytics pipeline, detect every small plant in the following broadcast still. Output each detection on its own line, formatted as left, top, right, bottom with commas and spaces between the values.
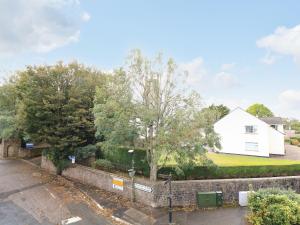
290, 138, 300, 146
248, 188, 300, 225
92, 159, 114, 171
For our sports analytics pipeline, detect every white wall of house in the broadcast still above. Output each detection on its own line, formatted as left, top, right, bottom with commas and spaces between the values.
214, 108, 285, 157
268, 127, 285, 155
214, 108, 269, 157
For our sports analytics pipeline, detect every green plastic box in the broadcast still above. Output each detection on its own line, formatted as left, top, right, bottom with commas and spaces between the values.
197, 191, 223, 208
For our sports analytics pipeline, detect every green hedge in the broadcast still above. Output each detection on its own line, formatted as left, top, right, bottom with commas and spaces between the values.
158, 164, 300, 180
103, 147, 150, 176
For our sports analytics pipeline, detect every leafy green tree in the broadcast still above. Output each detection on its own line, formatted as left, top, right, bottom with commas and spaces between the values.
93, 69, 137, 149
16, 62, 105, 172
94, 50, 220, 181
246, 103, 274, 118
0, 79, 19, 139
199, 104, 230, 125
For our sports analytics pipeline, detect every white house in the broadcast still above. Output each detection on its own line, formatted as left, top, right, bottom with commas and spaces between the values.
214, 107, 285, 157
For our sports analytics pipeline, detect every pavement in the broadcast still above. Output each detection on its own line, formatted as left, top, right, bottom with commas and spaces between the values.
1, 157, 248, 225
0, 159, 116, 225
75, 180, 248, 225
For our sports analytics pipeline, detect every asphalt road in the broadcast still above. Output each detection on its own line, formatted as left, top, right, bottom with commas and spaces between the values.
0, 159, 113, 225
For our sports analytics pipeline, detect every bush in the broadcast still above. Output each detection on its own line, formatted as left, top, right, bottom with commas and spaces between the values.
290, 138, 300, 146
248, 188, 300, 225
158, 164, 300, 180
92, 159, 114, 171
74, 144, 99, 162
42, 148, 70, 174
103, 147, 150, 176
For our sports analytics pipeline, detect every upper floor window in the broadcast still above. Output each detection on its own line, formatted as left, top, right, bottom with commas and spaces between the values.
271, 124, 278, 130
245, 125, 257, 134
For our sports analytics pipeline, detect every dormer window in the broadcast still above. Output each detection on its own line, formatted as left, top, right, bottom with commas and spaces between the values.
245, 125, 257, 134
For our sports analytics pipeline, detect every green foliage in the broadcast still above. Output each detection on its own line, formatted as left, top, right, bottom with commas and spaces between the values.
290, 138, 300, 146
43, 148, 70, 174
74, 144, 99, 162
94, 49, 220, 180
16, 62, 105, 168
248, 188, 300, 225
246, 103, 274, 118
104, 147, 150, 176
92, 159, 114, 171
0, 81, 19, 139
199, 104, 230, 124
158, 164, 300, 180
93, 69, 137, 150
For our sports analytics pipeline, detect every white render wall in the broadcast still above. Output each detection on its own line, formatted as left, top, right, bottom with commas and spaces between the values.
269, 127, 285, 155
214, 108, 284, 157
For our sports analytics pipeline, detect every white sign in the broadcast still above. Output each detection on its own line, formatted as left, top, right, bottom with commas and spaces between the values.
112, 177, 124, 191
134, 183, 152, 193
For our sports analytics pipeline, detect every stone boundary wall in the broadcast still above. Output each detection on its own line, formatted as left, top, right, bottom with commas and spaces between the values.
153, 176, 300, 207
41, 156, 300, 207
41, 156, 58, 174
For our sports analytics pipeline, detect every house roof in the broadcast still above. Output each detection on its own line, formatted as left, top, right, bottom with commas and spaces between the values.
214, 107, 285, 135
260, 117, 283, 125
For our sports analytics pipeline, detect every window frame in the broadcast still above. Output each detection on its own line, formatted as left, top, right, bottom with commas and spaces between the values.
245, 125, 257, 134
245, 142, 259, 152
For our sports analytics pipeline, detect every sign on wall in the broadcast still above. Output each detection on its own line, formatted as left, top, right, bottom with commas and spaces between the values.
134, 183, 152, 193
112, 177, 124, 191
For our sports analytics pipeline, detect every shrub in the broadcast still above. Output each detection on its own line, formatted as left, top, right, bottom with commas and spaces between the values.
74, 144, 99, 162
42, 148, 70, 174
158, 164, 300, 180
103, 147, 150, 176
248, 188, 300, 225
290, 138, 300, 146
92, 159, 114, 171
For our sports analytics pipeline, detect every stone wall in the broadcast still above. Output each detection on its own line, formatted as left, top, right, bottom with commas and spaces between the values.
61, 161, 155, 206
41, 156, 300, 207
41, 156, 58, 174
153, 176, 300, 207
0, 139, 21, 158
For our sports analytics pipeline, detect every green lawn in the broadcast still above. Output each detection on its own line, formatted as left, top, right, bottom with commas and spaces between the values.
207, 152, 300, 167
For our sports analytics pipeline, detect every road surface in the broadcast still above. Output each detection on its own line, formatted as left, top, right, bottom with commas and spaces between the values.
0, 159, 114, 225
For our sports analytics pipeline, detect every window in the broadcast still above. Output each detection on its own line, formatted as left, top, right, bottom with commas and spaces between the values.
245, 142, 259, 151
271, 124, 278, 130
245, 125, 257, 134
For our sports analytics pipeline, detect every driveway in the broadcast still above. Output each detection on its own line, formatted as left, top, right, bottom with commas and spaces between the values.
272, 144, 300, 160
0, 159, 114, 225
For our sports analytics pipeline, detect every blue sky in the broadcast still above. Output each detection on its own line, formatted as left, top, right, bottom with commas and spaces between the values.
1, 0, 300, 118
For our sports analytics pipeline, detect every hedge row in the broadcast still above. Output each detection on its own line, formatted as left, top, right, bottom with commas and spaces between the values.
82, 146, 300, 180
158, 164, 300, 180
103, 147, 150, 176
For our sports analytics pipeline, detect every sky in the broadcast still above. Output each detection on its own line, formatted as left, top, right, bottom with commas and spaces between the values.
1, 0, 300, 118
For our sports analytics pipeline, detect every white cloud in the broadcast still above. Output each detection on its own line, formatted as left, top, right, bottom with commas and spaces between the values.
221, 63, 235, 71
81, 11, 91, 22
0, 0, 89, 56
178, 57, 207, 85
257, 24, 300, 63
279, 89, 300, 110
260, 52, 278, 65
214, 71, 239, 89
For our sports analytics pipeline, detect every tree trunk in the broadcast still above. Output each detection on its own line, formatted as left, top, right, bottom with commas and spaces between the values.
150, 162, 157, 181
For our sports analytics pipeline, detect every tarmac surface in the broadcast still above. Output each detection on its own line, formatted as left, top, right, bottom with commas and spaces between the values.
0, 159, 113, 225
1, 157, 249, 225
